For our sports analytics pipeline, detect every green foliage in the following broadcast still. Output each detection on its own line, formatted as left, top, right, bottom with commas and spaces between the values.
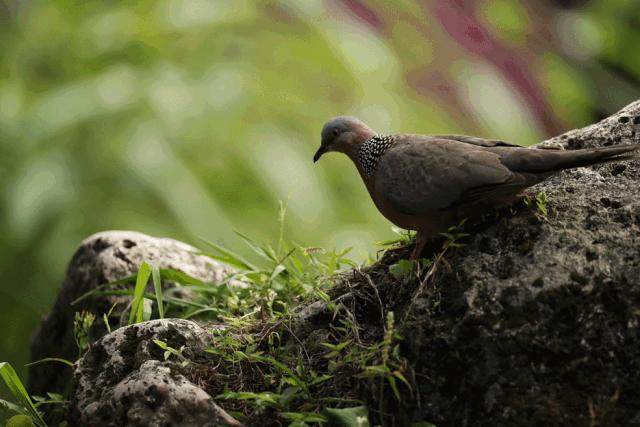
5, 414, 35, 427
152, 340, 189, 367
324, 406, 370, 427
99, 228, 409, 424
439, 219, 470, 249
129, 261, 152, 325
24, 359, 74, 369
377, 227, 416, 248
358, 313, 411, 402
523, 191, 549, 217
73, 312, 96, 354
28, 217, 438, 425
389, 259, 415, 279
0, 363, 46, 427
151, 265, 164, 319
535, 192, 548, 217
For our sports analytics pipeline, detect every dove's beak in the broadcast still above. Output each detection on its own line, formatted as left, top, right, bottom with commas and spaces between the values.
313, 146, 327, 163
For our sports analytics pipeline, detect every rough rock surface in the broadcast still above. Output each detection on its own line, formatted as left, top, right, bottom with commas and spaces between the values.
69, 319, 242, 427
31, 101, 640, 426
29, 231, 234, 396
391, 101, 640, 425
290, 100, 640, 426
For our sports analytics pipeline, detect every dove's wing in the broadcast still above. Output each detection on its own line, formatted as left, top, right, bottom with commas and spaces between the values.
374, 136, 533, 215
432, 134, 522, 148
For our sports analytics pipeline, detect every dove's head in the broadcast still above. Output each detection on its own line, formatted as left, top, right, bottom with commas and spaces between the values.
314, 116, 376, 162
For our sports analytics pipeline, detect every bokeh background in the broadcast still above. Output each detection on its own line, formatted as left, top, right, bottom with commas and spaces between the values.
1, 0, 639, 395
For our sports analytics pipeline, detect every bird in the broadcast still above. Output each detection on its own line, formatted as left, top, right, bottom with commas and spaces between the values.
313, 116, 639, 260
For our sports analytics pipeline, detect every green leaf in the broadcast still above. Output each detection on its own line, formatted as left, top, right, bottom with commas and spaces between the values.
0, 398, 27, 416
281, 412, 327, 422
71, 274, 136, 305
387, 375, 401, 401
269, 264, 287, 282
199, 237, 256, 270
389, 259, 415, 279
392, 370, 412, 390
158, 268, 207, 286
24, 358, 74, 368
142, 298, 153, 321
129, 262, 152, 325
153, 339, 169, 350
324, 406, 369, 427
151, 265, 164, 319
245, 353, 306, 391
234, 231, 277, 262
0, 362, 47, 427
216, 391, 281, 408
535, 191, 548, 217
6, 414, 35, 427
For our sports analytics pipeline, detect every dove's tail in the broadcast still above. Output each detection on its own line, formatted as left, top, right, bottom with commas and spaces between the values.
501, 144, 640, 174
551, 144, 640, 171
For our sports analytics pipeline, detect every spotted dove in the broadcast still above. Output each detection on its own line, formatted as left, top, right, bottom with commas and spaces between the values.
313, 116, 639, 259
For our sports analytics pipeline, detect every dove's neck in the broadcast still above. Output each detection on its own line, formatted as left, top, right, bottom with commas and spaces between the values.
346, 135, 395, 180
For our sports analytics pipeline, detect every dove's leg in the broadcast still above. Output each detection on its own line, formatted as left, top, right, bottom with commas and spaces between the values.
410, 217, 452, 260
410, 224, 436, 260
410, 236, 428, 260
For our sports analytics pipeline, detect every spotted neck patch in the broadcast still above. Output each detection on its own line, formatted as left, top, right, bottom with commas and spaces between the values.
358, 135, 395, 178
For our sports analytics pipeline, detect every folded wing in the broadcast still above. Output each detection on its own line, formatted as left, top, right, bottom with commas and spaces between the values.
374, 136, 537, 215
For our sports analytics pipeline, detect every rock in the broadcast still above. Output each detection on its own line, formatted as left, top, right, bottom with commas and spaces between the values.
68, 319, 243, 427
30, 101, 640, 426
287, 100, 640, 426
29, 231, 234, 397
369, 101, 640, 425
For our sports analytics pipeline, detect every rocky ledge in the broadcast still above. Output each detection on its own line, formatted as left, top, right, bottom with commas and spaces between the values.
30, 101, 640, 426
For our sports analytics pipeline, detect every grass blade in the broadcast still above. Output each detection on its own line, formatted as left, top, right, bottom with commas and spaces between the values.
129, 262, 151, 325
0, 362, 47, 427
151, 265, 164, 319
234, 231, 278, 262
198, 237, 256, 270
24, 358, 74, 368
71, 274, 136, 306
159, 268, 206, 286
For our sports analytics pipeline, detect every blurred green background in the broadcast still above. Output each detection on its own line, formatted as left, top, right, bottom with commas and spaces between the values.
1, 0, 639, 394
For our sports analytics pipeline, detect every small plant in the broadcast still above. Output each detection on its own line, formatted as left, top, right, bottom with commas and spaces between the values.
535, 191, 548, 217
439, 218, 469, 249
64, 206, 413, 425
73, 311, 96, 354
152, 340, 189, 367
389, 259, 416, 279
324, 405, 370, 426
102, 303, 117, 334
523, 191, 548, 217
359, 312, 412, 407
377, 226, 416, 250
0, 362, 47, 427
128, 261, 153, 325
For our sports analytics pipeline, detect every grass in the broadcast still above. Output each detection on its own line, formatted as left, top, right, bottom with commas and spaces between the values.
0, 362, 47, 427
2, 206, 460, 426
523, 191, 549, 217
